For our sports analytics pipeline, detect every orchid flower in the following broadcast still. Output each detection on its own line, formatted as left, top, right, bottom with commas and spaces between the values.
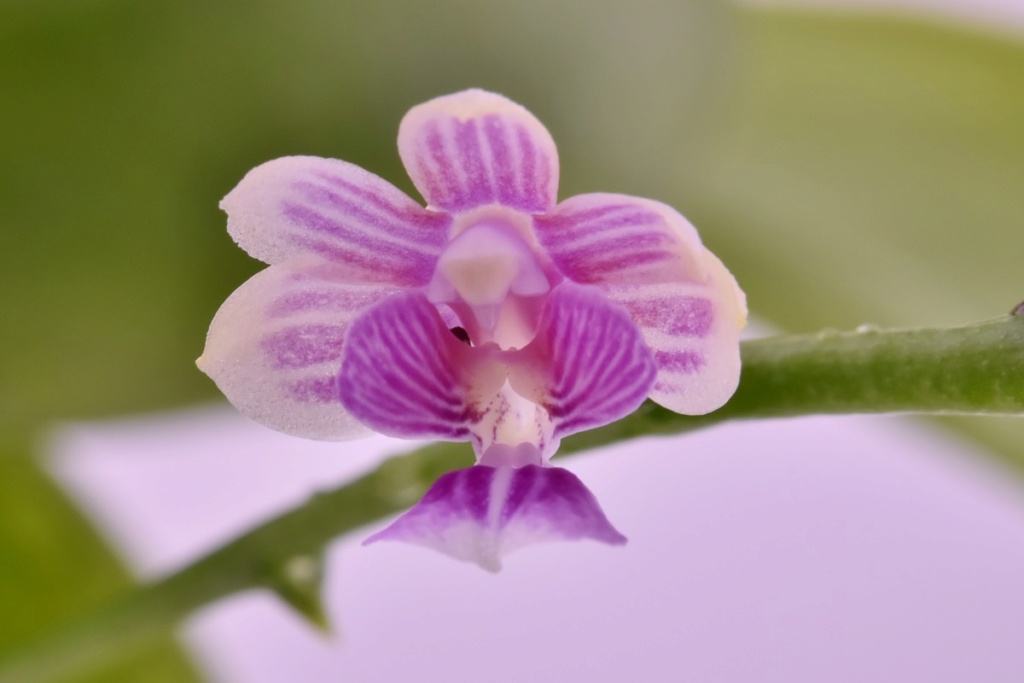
198, 89, 746, 571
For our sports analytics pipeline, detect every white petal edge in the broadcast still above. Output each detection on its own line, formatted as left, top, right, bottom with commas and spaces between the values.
197, 257, 399, 440
221, 155, 449, 285
606, 249, 747, 415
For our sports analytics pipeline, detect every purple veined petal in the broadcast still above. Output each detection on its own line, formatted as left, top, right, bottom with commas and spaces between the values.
510, 282, 657, 440
605, 250, 748, 415
221, 156, 452, 286
534, 193, 709, 287
398, 89, 559, 214
364, 465, 626, 572
197, 257, 398, 440
338, 290, 506, 441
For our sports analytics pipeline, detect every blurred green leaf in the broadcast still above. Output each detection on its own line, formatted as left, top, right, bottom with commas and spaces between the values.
676, 9, 1024, 471
0, 0, 731, 430
0, 440, 200, 682
690, 9, 1024, 330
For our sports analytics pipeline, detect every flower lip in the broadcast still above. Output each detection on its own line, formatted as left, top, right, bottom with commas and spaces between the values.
363, 464, 626, 572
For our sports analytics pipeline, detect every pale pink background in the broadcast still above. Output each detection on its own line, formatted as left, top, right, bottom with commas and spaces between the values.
51, 408, 1024, 683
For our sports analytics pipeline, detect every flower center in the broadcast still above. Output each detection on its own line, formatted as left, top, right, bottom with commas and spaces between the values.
474, 381, 556, 468
425, 217, 554, 350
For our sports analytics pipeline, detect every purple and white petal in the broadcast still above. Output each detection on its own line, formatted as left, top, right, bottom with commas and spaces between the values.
398, 89, 559, 214
606, 251, 748, 415
221, 156, 451, 286
364, 465, 626, 572
338, 290, 505, 441
197, 257, 396, 440
534, 193, 708, 287
511, 282, 657, 440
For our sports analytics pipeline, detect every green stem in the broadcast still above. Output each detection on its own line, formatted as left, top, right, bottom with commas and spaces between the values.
2, 316, 1023, 683
568, 314, 1024, 452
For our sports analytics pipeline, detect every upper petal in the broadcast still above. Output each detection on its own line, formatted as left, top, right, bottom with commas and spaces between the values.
197, 257, 397, 440
533, 193, 708, 286
398, 89, 559, 214
338, 290, 505, 442
364, 465, 626, 572
606, 251, 747, 415
510, 282, 658, 440
221, 156, 451, 286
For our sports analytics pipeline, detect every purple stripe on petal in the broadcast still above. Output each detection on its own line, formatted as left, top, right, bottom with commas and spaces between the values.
503, 467, 626, 546
551, 233, 676, 274
346, 377, 467, 425
653, 350, 706, 375
338, 290, 480, 441
569, 251, 677, 281
456, 118, 493, 206
365, 465, 624, 572
262, 323, 347, 369
516, 282, 656, 439
427, 122, 459, 207
516, 124, 537, 210
282, 202, 430, 265
398, 90, 559, 213
415, 155, 445, 207
268, 287, 384, 319
221, 156, 446, 286
311, 171, 449, 231
287, 376, 342, 404
535, 208, 661, 247
291, 180, 448, 247
197, 260, 398, 441
498, 463, 539, 522
455, 465, 495, 524
627, 296, 714, 337
534, 193, 707, 286
534, 203, 636, 232
486, 115, 517, 207
340, 307, 466, 421
552, 229, 672, 256
285, 236, 431, 286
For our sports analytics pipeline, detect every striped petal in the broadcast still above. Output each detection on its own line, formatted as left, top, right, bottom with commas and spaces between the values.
533, 193, 708, 286
364, 465, 626, 572
338, 290, 505, 441
534, 194, 746, 415
511, 282, 657, 440
398, 89, 559, 214
606, 251, 747, 415
221, 156, 451, 286
197, 257, 397, 440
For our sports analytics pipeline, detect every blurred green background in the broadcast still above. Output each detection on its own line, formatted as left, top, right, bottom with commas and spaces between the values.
1, 0, 1022, 680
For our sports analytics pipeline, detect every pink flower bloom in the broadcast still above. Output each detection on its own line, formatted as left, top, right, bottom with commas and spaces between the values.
198, 90, 746, 571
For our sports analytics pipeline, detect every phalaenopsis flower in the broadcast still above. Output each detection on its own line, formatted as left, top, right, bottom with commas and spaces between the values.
198, 89, 746, 571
